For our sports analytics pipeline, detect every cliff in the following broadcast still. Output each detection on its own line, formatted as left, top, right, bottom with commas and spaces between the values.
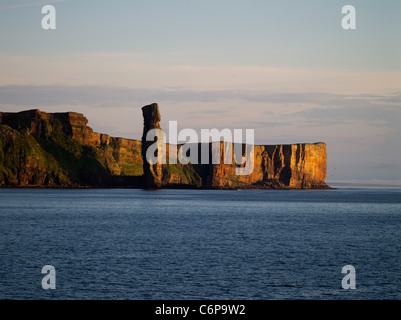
0, 107, 329, 189
204, 142, 328, 189
0, 109, 143, 187
140, 104, 329, 189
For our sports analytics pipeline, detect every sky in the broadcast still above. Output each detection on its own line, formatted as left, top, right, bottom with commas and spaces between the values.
0, 0, 400, 185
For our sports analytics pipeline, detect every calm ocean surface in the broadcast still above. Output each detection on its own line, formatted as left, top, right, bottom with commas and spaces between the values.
0, 187, 400, 300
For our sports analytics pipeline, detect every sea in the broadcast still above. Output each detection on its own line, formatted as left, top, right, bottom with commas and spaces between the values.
0, 187, 400, 300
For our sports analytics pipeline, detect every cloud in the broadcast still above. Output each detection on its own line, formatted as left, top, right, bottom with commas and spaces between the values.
0, 85, 401, 107
1, 53, 400, 96
0, 84, 399, 117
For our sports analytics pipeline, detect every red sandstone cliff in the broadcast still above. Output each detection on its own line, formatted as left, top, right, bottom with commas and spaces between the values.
0, 107, 329, 189
205, 142, 328, 189
140, 104, 329, 189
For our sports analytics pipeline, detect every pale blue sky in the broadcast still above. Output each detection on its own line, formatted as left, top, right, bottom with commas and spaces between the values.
1, 0, 400, 69
0, 0, 400, 185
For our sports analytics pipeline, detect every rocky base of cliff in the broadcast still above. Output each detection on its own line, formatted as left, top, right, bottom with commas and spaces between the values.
185, 179, 332, 190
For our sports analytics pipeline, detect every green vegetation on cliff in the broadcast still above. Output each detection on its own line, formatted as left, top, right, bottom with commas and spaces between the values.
0, 125, 71, 186
40, 131, 112, 185
162, 158, 201, 186
0, 110, 144, 187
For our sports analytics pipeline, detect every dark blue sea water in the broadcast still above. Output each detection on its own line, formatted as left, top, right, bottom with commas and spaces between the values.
0, 187, 400, 300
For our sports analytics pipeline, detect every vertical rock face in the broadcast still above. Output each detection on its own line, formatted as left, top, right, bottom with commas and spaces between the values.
138, 104, 329, 189
207, 143, 328, 189
261, 143, 327, 188
141, 103, 164, 188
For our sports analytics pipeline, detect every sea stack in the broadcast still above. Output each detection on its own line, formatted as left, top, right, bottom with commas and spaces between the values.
141, 103, 165, 188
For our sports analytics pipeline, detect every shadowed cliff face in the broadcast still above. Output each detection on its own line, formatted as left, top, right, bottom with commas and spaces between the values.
141, 103, 164, 188
140, 104, 203, 188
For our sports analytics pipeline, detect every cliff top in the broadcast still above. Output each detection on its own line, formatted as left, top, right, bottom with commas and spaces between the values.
0, 109, 140, 143
0, 109, 85, 118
